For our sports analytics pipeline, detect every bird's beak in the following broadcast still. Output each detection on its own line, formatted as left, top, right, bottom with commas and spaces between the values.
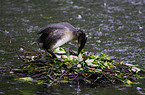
78, 33, 87, 55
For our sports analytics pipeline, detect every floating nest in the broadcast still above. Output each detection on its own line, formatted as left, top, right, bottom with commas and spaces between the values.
12, 47, 145, 86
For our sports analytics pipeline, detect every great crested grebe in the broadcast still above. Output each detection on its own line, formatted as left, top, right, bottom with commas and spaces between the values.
37, 22, 87, 58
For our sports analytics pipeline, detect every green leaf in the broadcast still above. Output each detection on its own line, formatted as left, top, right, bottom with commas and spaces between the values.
124, 79, 133, 86
85, 58, 97, 67
42, 16, 52, 19
77, 64, 82, 68
53, 47, 66, 54
100, 53, 110, 60
124, 79, 139, 86
78, 53, 83, 62
117, 74, 125, 80
17, 77, 33, 82
94, 69, 102, 73
90, 54, 99, 59
104, 61, 108, 67
27, 65, 31, 69
26, 56, 37, 61
34, 80, 44, 85
85, 58, 94, 64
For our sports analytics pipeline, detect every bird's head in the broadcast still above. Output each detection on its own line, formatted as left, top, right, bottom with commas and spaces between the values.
77, 30, 87, 55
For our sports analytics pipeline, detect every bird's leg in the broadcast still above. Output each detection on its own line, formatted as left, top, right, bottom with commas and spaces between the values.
46, 49, 57, 59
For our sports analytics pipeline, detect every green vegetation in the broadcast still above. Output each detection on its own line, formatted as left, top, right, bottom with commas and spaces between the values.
13, 47, 145, 86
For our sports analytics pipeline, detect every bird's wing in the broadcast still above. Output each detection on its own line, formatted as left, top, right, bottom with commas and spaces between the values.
37, 24, 64, 34
58, 22, 77, 32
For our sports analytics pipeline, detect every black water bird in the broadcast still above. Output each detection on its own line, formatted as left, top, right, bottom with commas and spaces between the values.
37, 22, 87, 58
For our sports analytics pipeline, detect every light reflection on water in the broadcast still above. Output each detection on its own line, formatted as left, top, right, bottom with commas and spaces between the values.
0, 0, 145, 94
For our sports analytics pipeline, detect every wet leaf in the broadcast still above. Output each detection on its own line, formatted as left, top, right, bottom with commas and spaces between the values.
85, 58, 94, 64
35, 80, 44, 85
18, 77, 33, 82
78, 53, 83, 62
131, 67, 140, 73
123, 79, 138, 86
77, 64, 81, 68
94, 69, 102, 73
85, 59, 96, 67
54, 47, 66, 54
42, 16, 53, 19
125, 63, 135, 66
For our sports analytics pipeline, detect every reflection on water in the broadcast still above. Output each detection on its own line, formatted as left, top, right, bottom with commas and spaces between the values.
0, 0, 145, 94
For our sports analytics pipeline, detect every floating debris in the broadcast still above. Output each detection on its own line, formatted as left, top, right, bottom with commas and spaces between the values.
77, 15, 82, 19
12, 47, 145, 86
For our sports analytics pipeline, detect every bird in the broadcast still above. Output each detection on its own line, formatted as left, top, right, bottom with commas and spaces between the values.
36, 22, 87, 58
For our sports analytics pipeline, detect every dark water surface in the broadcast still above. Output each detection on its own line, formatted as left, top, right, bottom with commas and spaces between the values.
0, 0, 145, 94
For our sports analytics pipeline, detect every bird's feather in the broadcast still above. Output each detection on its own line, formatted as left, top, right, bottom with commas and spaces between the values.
37, 22, 77, 34
37, 24, 64, 34
43, 29, 65, 49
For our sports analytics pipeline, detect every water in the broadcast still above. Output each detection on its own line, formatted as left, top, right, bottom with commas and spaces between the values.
0, 0, 145, 94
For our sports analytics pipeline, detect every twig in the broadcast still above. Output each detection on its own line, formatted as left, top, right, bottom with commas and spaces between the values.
32, 73, 42, 78
102, 73, 114, 84
85, 73, 93, 79
71, 66, 87, 82
47, 75, 55, 81
48, 67, 54, 76
2, 52, 15, 54
112, 76, 124, 83
12, 69, 29, 72
94, 75, 103, 82
0, 70, 11, 72
14, 49, 25, 61
59, 70, 70, 82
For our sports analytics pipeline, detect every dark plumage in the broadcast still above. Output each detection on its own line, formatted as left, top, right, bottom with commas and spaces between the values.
37, 22, 87, 58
